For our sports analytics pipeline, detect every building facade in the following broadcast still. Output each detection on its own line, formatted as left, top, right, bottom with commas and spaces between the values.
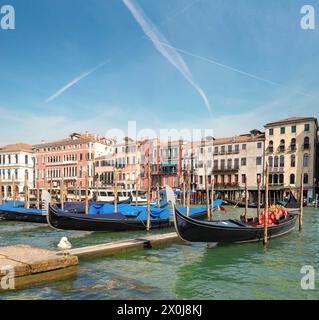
0, 143, 35, 198
34, 133, 114, 189
95, 138, 143, 190
264, 117, 319, 203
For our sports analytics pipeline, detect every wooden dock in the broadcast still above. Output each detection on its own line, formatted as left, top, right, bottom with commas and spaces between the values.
69, 232, 180, 259
0, 245, 78, 290
0, 232, 180, 290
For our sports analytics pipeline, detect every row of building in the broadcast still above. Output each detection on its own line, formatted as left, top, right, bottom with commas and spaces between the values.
0, 117, 318, 203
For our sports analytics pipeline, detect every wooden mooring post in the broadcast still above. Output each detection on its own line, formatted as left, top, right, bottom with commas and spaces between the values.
60, 172, 65, 210
204, 165, 211, 220
114, 169, 118, 214
24, 170, 30, 209
299, 173, 304, 231
36, 180, 40, 210
257, 178, 261, 221
0, 174, 3, 205
85, 173, 89, 215
12, 175, 15, 207
146, 154, 151, 231
244, 179, 248, 223
263, 163, 269, 246
186, 166, 191, 217
211, 176, 215, 217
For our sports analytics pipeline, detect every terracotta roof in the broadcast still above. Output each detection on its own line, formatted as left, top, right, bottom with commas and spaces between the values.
0, 143, 33, 151
265, 117, 318, 127
33, 133, 111, 148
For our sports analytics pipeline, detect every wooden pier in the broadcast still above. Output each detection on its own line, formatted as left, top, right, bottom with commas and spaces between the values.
69, 232, 180, 259
0, 233, 180, 290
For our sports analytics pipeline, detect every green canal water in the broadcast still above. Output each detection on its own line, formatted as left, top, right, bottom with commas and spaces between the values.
0, 207, 318, 300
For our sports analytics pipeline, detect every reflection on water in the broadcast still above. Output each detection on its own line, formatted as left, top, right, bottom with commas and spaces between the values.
0, 208, 318, 300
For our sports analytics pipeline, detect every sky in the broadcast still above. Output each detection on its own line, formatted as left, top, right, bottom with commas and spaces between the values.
0, 0, 319, 145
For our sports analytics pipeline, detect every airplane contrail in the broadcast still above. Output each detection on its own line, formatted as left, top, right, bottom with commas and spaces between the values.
122, 0, 212, 116
45, 61, 109, 103
148, 39, 315, 99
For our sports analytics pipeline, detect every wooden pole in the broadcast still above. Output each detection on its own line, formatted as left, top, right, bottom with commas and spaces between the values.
211, 175, 215, 215
146, 156, 151, 231
114, 169, 118, 213
186, 166, 191, 217
244, 178, 248, 222
12, 174, 15, 207
183, 179, 186, 207
85, 172, 89, 215
24, 170, 30, 209
60, 173, 65, 210
257, 178, 261, 220
204, 165, 211, 220
156, 183, 160, 208
263, 163, 269, 245
0, 174, 2, 205
135, 178, 139, 206
36, 180, 40, 209
299, 173, 304, 231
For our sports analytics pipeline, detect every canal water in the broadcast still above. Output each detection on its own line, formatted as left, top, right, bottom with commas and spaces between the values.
0, 207, 318, 300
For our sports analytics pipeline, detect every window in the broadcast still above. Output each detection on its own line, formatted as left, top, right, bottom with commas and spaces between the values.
269, 128, 274, 136
221, 159, 225, 169
304, 173, 309, 184
268, 141, 274, 152
291, 126, 296, 133
241, 158, 247, 166
227, 159, 232, 169
269, 175, 273, 184
274, 174, 279, 184
303, 154, 309, 167
257, 142, 262, 149
242, 174, 246, 183
280, 127, 285, 134
279, 174, 284, 184
291, 138, 296, 151
235, 145, 239, 153
279, 139, 285, 152
305, 124, 310, 132
280, 155, 285, 167
242, 144, 247, 150
234, 158, 239, 169
274, 156, 279, 167
213, 160, 218, 169
290, 174, 295, 185
268, 156, 273, 167
221, 146, 225, 154
214, 147, 218, 154
303, 137, 310, 150
257, 174, 261, 184
228, 145, 232, 153
291, 154, 296, 167
256, 157, 262, 166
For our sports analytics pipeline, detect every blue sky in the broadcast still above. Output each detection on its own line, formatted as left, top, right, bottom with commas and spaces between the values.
0, 0, 319, 144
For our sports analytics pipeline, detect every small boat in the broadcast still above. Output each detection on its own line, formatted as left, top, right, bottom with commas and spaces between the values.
172, 205, 298, 243
0, 206, 47, 224
225, 199, 261, 209
47, 204, 206, 232
165, 186, 299, 244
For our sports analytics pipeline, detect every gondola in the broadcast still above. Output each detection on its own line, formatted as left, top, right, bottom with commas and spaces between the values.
47, 203, 211, 232
172, 205, 298, 243
0, 206, 47, 224
225, 199, 262, 209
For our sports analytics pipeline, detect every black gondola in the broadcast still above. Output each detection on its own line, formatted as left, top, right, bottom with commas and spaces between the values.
0, 207, 47, 224
47, 204, 209, 232
225, 199, 261, 208
172, 205, 298, 243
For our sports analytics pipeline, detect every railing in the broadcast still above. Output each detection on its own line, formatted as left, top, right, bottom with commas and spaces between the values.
269, 167, 284, 173
303, 144, 310, 150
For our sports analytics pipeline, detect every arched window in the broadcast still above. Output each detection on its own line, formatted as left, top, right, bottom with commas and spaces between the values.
25, 155, 28, 164
274, 174, 279, 184
304, 137, 310, 150
280, 155, 285, 167
274, 156, 279, 167
291, 138, 296, 151
303, 153, 309, 167
304, 173, 309, 184
290, 174, 295, 185
279, 139, 285, 152
15, 154, 18, 164
279, 174, 284, 184
268, 156, 273, 167
268, 141, 274, 152
291, 154, 296, 167
269, 175, 273, 184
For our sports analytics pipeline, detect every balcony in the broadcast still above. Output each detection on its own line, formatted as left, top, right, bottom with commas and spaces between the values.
266, 147, 274, 154
269, 167, 284, 173
277, 146, 285, 153
46, 160, 77, 166
288, 144, 297, 152
213, 166, 239, 173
